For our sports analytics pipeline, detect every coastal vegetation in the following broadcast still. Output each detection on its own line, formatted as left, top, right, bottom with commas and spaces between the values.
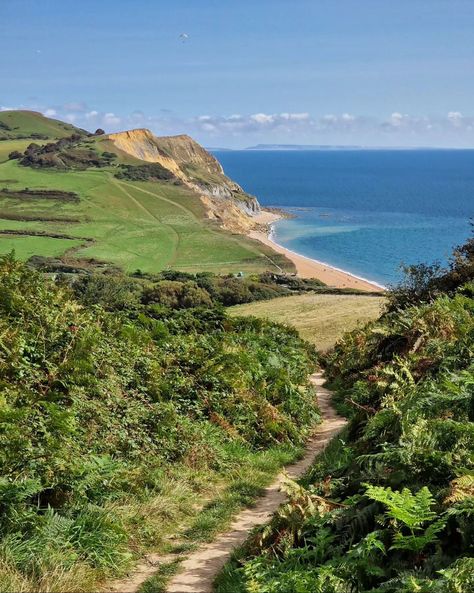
0, 253, 319, 592
216, 235, 474, 593
114, 163, 176, 181
10, 135, 115, 170
3, 108, 471, 593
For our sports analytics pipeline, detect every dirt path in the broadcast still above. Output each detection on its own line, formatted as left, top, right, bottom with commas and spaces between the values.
108, 373, 346, 593
118, 179, 197, 218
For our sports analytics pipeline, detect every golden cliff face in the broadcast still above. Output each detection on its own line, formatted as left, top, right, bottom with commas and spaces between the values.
107, 129, 185, 178
106, 129, 227, 178
146, 133, 224, 175
106, 129, 261, 230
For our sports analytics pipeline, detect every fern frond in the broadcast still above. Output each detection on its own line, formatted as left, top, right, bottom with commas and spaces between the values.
365, 484, 437, 529
444, 474, 474, 504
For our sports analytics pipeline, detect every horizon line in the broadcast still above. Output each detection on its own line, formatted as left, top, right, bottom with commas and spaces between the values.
207, 143, 474, 151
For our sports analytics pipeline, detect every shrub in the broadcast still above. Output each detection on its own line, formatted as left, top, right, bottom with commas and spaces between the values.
388, 229, 474, 310
0, 254, 318, 586
115, 163, 175, 181
16, 135, 115, 170
7, 151, 22, 160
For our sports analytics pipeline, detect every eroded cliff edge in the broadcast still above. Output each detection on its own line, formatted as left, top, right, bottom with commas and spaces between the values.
106, 129, 262, 232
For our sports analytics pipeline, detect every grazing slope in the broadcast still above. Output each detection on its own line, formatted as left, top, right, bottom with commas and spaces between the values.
0, 112, 293, 274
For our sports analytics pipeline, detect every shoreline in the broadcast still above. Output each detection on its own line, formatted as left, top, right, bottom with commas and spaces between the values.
250, 211, 386, 292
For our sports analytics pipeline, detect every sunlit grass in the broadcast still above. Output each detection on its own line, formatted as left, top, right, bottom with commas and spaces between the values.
228, 293, 385, 351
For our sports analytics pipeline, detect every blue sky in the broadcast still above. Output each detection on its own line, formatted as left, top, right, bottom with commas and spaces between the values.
2, 0, 474, 147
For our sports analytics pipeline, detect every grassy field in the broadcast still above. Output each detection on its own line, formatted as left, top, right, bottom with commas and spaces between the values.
0, 234, 83, 260
0, 157, 292, 275
0, 139, 35, 163
228, 293, 386, 351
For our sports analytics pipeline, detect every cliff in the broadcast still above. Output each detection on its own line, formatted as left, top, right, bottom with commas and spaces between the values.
106, 129, 260, 229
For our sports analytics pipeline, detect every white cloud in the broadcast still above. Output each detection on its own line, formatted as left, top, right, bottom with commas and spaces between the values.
319, 113, 360, 131
201, 123, 217, 132
3, 100, 474, 146
448, 111, 464, 127
380, 113, 431, 135
389, 112, 407, 127
103, 112, 122, 126
280, 112, 310, 121
250, 113, 274, 124
188, 112, 316, 136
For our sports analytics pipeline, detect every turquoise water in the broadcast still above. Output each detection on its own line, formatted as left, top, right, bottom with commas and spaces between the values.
214, 150, 474, 286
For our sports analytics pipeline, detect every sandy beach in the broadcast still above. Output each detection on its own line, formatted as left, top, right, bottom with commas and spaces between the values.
250, 211, 385, 292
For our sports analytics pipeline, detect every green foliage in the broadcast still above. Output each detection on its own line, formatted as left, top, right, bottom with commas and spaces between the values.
0, 187, 80, 202
17, 135, 112, 170
115, 163, 175, 181
365, 485, 437, 530
0, 254, 318, 589
70, 273, 143, 310
387, 229, 474, 310
219, 236, 474, 593
62, 268, 334, 314
142, 279, 213, 309
365, 485, 447, 553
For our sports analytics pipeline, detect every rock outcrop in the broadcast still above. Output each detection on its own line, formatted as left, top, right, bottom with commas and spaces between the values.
106, 129, 260, 228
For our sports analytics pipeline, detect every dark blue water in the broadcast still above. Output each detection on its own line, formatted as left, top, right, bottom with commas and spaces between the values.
214, 150, 474, 286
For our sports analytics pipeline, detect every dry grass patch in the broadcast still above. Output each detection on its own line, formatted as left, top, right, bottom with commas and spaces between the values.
228, 293, 385, 351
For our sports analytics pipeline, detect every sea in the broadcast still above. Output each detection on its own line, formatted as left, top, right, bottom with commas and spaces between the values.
213, 149, 474, 287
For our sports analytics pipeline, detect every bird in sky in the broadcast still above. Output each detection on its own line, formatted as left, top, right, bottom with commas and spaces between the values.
179, 33, 189, 43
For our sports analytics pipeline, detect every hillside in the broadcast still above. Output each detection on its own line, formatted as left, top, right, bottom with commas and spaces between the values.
105, 128, 260, 229
0, 110, 84, 140
0, 112, 292, 275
